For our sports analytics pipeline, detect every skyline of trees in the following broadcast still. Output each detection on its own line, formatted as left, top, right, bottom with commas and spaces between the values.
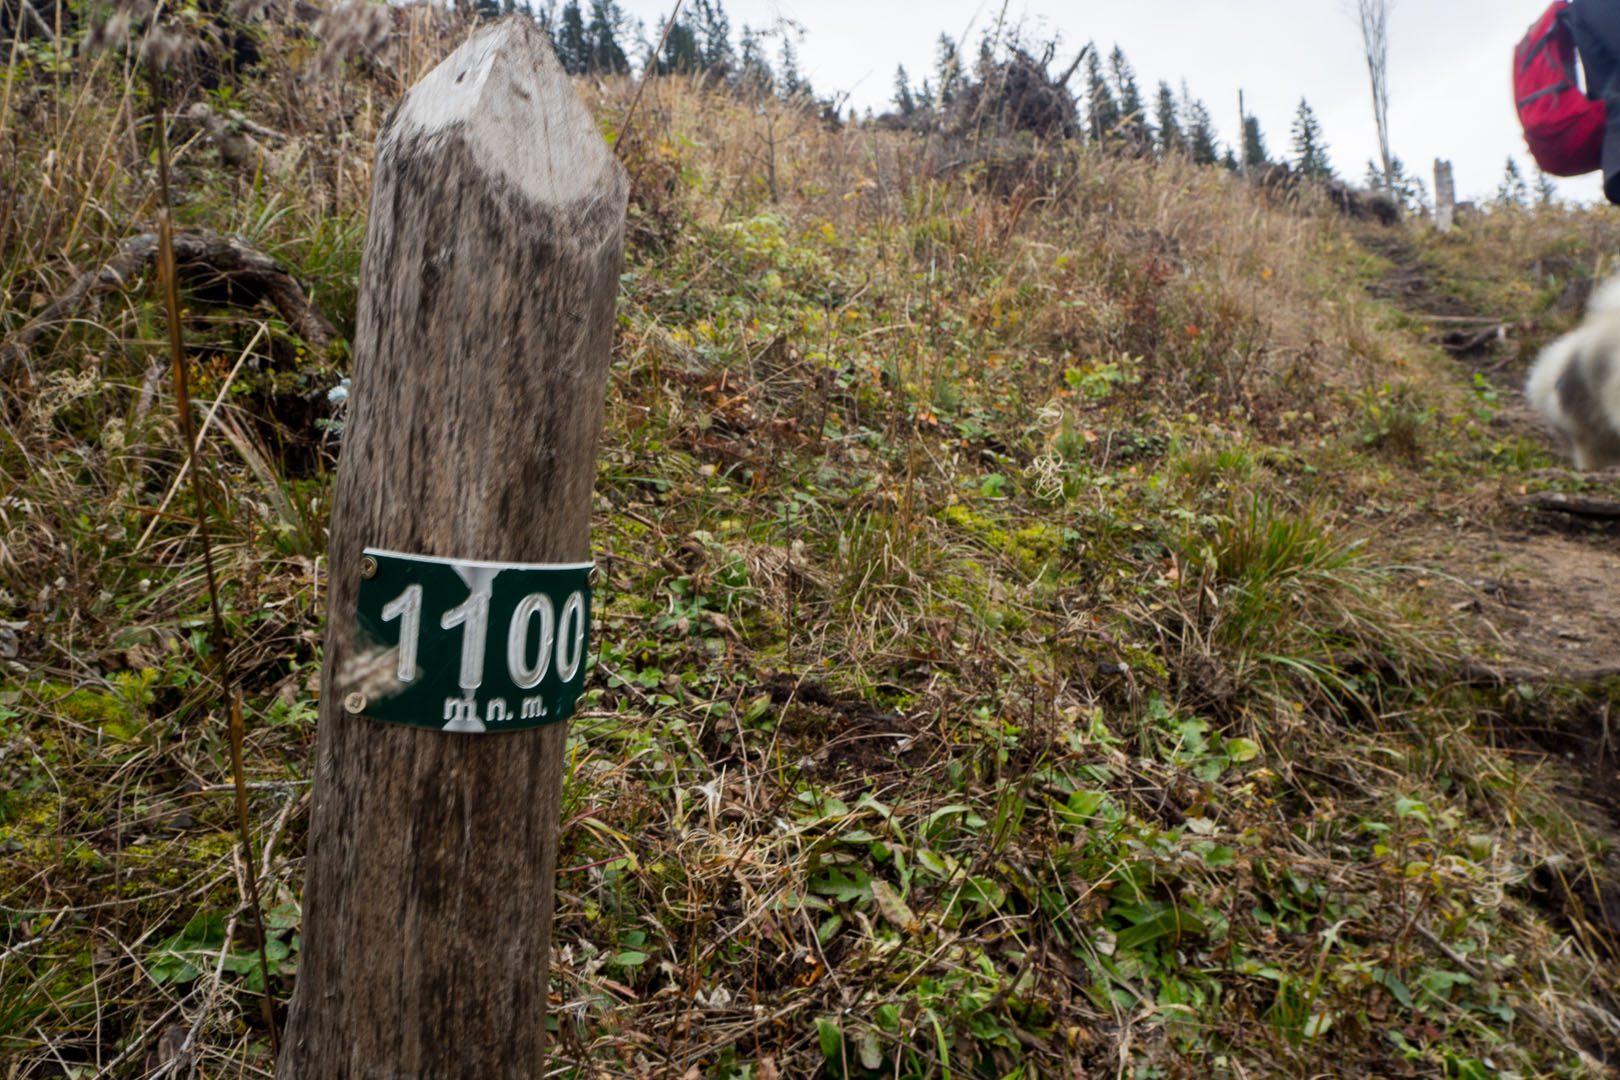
515, 0, 1543, 204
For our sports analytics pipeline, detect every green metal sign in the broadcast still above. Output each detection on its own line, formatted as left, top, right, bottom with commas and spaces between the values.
348, 548, 592, 732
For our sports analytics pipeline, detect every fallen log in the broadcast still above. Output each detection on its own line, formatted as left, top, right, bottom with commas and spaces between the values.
1516, 491, 1620, 519
1, 229, 335, 377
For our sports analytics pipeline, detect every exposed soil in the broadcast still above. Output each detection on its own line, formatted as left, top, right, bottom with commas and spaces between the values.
1361, 232, 1620, 959
1424, 526, 1620, 677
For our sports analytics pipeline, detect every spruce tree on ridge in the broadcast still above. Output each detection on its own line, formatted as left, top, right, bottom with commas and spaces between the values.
1290, 97, 1333, 179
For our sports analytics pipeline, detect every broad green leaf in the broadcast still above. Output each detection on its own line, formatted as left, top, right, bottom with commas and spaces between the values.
961, 876, 1006, 909
1066, 790, 1106, 817
915, 848, 954, 877
796, 790, 850, 818
1394, 796, 1430, 824
809, 866, 873, 904
1375, 967, 1414, 1008
1225, 737, 1261, 763
817, 1016, 843, 1062
1113, 907, 1208, 952
924, 803, 975, 832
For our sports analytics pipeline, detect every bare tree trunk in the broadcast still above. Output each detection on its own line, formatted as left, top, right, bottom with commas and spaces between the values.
1358, 0, 1393, 191
276, 17, 626, 1079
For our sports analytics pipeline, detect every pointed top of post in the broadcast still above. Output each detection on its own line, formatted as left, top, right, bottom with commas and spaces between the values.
387, 17, 625, 210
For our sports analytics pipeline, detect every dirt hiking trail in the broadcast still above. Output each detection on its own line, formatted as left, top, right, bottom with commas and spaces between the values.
1358, 231, 1620, 954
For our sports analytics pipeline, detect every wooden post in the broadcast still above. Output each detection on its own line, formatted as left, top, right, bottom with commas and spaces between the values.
1236, 89, 1246, 178
1434, 158, 1455, 233
277, 17, 626, 1078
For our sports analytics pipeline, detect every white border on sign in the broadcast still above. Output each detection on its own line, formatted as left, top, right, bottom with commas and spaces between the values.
363, 547, 594, 572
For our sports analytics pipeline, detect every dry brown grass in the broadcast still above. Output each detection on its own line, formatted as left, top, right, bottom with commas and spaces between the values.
2, 11, 1619, 1079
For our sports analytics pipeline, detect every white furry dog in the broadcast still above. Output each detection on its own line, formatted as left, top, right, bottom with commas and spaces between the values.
1526, 276, 1620, 471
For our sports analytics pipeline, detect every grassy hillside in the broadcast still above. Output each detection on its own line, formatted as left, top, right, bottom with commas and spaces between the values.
2, 10, 1618, 1078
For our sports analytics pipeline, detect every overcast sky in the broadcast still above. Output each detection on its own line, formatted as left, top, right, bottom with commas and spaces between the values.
610, 0, 1601, 205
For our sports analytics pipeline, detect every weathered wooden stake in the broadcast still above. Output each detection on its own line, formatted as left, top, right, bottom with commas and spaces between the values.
277, 19, 626, 1078
1434, 158, 1456, 233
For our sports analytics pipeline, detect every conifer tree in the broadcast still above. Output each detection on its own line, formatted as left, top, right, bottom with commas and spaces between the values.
1187, 105, 1218, 164
935, 34, 961, 106
1181, 84, 1218, 165
584, 0, 629, 73
1085, 45, 1120, 143
893, 64, 917, 116
1535, 167, 1559, 207
1242, 115, 1267, 167
779, 37, 809, 98
1290, 97, 1333, 179
1496, 156, 1529, 207
738, 26, 773, 95
1364, 156, 1426, 210
1154, 80, 1182, 154
660, 17, 702, 74
692, 0, 731, 69
1109, 45, 1143, 124
555, 1, 590, 74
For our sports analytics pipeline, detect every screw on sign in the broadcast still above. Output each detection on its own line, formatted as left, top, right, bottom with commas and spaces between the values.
276, 17, 626, 1080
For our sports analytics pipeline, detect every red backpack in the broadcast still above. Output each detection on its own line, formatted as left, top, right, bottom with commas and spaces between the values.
1515, 0, 1606, 176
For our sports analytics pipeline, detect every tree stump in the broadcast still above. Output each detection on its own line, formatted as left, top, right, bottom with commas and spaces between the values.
276, 18, 626, 1078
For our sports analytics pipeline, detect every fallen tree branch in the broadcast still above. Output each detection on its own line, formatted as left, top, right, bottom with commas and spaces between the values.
211, 104, 288, 145
1455, 662, 1620, 688
184, 103, 293, 173
1515, 491, 1620, 519
1, 229, 335, 376
1439, 324, 1507, 355
15, 0, 55, 41
1416, 312, 1516, 324
186, 103, 266, 171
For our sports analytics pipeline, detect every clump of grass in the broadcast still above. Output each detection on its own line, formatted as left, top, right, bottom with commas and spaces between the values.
1356, 379, 1436, 461
1175, 496, 1439, 717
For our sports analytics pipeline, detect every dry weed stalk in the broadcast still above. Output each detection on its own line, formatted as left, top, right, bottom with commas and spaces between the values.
151, 57, 279, 1053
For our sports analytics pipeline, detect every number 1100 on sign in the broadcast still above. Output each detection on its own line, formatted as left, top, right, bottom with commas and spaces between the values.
381, 584, 586, 693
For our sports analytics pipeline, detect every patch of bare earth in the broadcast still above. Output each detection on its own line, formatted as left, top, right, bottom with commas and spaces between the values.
1428, 518, 1620, 964
1361, 230, 1620, 963
1426, 524, 1620, 679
